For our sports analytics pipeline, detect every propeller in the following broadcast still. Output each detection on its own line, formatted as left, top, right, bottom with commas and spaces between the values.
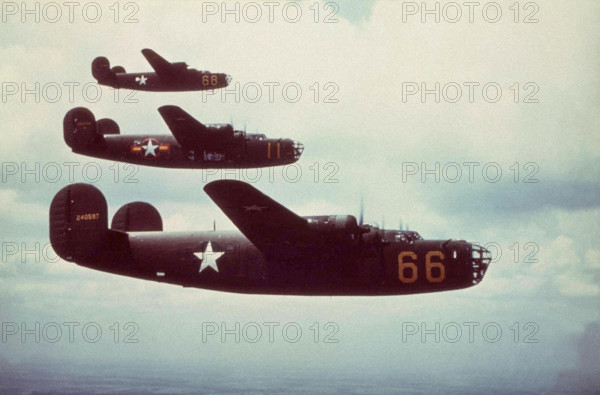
354, 195, 370, 241
355, 195, 384, 243
359, 195, 364, 226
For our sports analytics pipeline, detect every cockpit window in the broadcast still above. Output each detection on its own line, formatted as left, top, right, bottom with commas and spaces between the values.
394, 231, 423, 243
247, 133, 267, 140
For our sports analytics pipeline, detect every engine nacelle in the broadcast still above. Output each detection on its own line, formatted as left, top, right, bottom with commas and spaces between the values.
111, 202, 163, 232
333, 215, 359, 231
306, 215, 359, 233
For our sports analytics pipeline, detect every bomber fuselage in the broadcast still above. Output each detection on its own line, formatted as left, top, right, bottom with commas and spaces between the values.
73, 229, 489, 296
72, 134, 302, 169
98, 71, 231, 92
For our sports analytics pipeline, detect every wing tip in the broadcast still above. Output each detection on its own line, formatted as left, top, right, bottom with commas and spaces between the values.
157, 105, 200, 126
204, 179, 250, 195
157, 104, 180, 114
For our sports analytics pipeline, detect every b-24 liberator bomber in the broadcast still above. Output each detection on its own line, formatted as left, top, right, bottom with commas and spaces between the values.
49, 181, 492, 296
63, 106, 304, 169
92, 48, 231, 92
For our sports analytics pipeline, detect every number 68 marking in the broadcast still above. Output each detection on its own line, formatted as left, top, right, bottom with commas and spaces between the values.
202, 75, 219, 86
398, 251, 445, 283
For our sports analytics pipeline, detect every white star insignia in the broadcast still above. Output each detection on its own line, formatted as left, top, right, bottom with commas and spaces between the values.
135, 75, 148, 85
143, 139, 158, 157
194, 241, 225, 273
243, 205, 267, 212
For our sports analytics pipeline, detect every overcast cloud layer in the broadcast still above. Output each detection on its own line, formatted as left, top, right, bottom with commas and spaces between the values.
1, 0, 599, 392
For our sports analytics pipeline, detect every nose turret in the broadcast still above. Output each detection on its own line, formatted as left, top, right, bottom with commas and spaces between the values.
470, 243, 492, 284
441, 240, 492, 286
281, 139, 304, 160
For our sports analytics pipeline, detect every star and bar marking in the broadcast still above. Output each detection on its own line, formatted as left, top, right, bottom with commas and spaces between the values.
243, 205, 267, 212
142, 138, 158, 157
130, 138, 170, 160
194, 241, 225, 273
135, 75, 147, 85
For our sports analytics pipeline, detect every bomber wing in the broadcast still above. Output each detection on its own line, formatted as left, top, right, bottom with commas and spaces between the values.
158, 105, 234, 150
141, 48, 181, 81
204, 180, 312, 251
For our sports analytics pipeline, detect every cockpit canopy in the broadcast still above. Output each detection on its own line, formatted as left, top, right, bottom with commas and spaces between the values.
172, 62, 188, 71
393, 231, 423, 243
206, 123, 234, 131
246, 133, 267, 140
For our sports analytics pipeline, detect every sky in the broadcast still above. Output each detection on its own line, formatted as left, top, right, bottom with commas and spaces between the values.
0, 0, 599, 393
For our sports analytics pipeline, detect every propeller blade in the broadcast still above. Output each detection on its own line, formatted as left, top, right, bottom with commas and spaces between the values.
359, 195, 364, 226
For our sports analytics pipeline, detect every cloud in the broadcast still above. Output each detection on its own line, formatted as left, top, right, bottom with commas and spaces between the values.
585, 249, 600, 270
552, 321, 600, 393
555, 273, 600, 297
0, 1, 599, 388
335, 0, 376, 23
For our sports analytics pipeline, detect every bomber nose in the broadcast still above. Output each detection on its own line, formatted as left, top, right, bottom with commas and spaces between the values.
293, 140, 304, 159
280, 139, 304, 160
470, 243, 492, 285
290, 140, 304, 160
225, 74, 232, 85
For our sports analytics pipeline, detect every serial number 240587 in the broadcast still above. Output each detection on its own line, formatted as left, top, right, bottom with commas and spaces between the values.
75, 213, 100, 221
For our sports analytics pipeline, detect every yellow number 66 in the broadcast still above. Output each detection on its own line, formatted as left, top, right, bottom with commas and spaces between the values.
398, 252, 418, 283
398, 251, 446, 283
426, 251, 445, 283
